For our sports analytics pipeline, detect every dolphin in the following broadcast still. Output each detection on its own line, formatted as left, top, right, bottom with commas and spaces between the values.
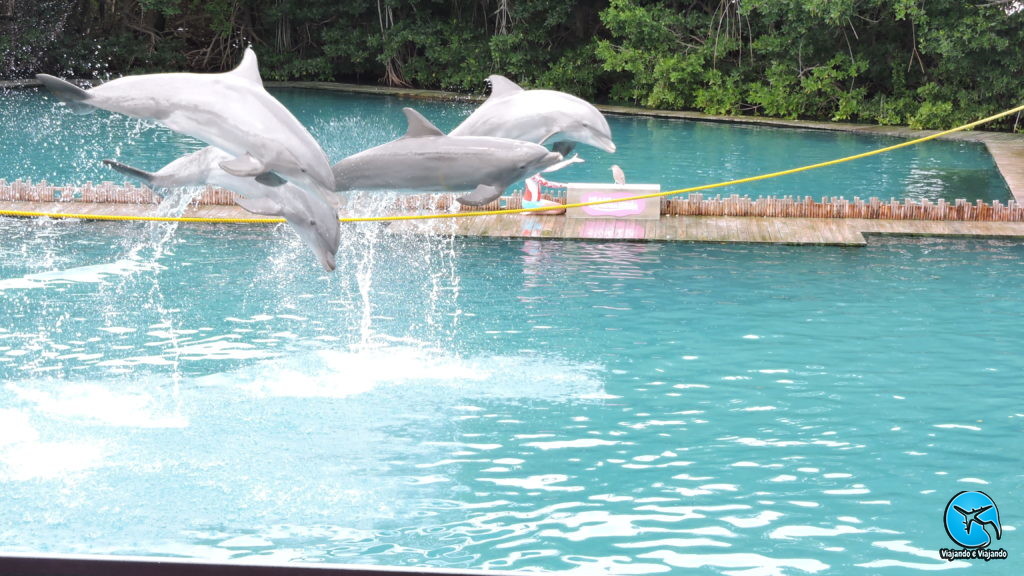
450, 75, 616, 156
103, 147, 340, 271
36, 48, 335, 203
332, 107, 564, 206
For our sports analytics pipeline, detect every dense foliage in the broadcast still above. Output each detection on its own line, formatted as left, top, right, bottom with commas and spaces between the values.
2, 0, 1022, 129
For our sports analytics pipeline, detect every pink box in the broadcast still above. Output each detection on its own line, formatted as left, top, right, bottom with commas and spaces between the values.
566, 184, 661, 220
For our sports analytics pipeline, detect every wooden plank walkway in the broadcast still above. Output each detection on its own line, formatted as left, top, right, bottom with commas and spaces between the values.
4, 199, 1024, 245
984, 137, 1024, 203
389, 214, 1024, 245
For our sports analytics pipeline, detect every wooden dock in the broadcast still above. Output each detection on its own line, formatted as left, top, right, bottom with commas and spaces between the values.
4, 196, 1024, 246
391, 213, 1024, 246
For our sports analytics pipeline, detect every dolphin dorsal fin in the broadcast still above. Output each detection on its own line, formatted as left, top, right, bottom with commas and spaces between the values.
231, 47, 263, 85
402, 108, 445, 138
486, 75, 524, 99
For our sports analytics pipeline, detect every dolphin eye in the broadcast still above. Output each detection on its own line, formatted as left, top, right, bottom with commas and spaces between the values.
519, 164, 526, 170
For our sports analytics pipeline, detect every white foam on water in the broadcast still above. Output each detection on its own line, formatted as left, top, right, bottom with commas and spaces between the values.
0, 440, 106, 481
0, 410, 108, 482
198, 345, 605, 402
174, 339, 277, 361
0, 258, 162, 291
6, 382, 187, 428
0, 409, 38, 446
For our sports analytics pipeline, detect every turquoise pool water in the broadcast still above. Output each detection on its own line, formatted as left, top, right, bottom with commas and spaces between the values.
0, 87, 1011, 202
0, 217, 1020, 573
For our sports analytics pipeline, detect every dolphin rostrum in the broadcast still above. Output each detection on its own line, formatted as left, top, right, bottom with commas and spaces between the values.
37, 48, 336, 204
332, 107, 564, 206
451, 75, 616, 156
103, 147, 340, 271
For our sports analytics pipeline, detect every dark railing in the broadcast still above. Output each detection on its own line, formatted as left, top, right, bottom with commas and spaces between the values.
0, 553, 522, 576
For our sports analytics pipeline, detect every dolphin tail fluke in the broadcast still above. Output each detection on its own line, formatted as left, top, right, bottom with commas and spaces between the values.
543, 153, 584, 174
102, 159, 157, 185
457, 184, 502, 207
36, 74, 96, 115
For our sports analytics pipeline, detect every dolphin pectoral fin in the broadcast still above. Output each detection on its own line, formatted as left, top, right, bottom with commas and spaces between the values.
537, 130, 560, 146
456, 184, 503, 207
542, 153, 585, 174
401, 108, 446, 138
255, 172, 288, 187
36, 74, 96, 115
102, 159, 157, 185
233, 194, 284, 216
219, 153, 267, 178
486, 75, 525, 99
552, 141, 577, 157
231, 47, 264, 85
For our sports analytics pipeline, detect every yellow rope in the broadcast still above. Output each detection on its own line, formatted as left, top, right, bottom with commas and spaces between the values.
2, 103, 1023, 224
0, 209, 283, 223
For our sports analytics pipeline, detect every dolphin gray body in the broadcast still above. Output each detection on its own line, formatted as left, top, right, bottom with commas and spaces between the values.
104, 147, 340, 271
450, 75, 616, 156
332, 108, 564, 206
36, 48, 335, 204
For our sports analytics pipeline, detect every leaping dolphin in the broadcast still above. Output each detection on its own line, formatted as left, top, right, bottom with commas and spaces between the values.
332, 107, 564, 206
450, 75, 616, 156
36, 48, 335, 203
103, 147, 340, 271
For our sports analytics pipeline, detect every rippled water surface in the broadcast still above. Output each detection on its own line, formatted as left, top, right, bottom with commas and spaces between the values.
0, 217, 1020, 574
0, 87, 1011, 202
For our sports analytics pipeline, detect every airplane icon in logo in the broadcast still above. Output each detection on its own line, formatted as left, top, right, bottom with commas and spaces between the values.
953, 504, 1002, 540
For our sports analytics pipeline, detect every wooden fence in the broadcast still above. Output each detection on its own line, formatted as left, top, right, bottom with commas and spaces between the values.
2, 179, 1024, 222
661, 193, 1024, 222
0, 180, 236, 205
